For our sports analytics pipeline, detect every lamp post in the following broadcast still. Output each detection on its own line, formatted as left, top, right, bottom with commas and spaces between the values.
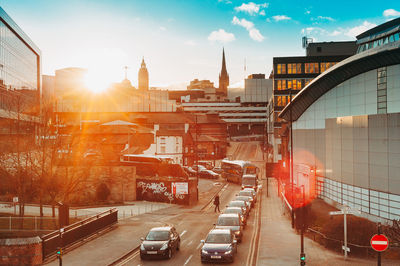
290, 90, 294, 228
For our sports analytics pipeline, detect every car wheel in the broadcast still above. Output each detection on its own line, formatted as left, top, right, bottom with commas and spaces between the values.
167, 248, 172, 259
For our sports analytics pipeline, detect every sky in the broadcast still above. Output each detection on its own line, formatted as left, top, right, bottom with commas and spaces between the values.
1, 0, 400, 90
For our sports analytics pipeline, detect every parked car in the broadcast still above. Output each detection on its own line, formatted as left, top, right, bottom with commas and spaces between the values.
192, 165, 207, 172
227, 200, 249, 217
224, 206, 247, 226
199, 169, 220, 179
235, 195, 253, 209
140, 226, 180, 260
212, 166, 223, 174
243, 187, 257, 200
200, 228, 237, 263
239, 190, 257, 204
182, 166, 197, 177
215, 213, 244, 242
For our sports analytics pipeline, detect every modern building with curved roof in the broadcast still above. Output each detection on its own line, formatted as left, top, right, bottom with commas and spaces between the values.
279, 17, 400, 221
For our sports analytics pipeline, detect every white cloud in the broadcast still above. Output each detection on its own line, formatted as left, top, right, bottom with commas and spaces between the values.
159, 26, 166, 31
249, 28, 264, 41
232, 16, 264, 42
305, 10, 311, 15
383, 9, 400, 17
232, 16, 254, 30
301, 27, 326, 36
345, 21, 377, 38
184, 40, 196, 46
272, 15, 291, 21
330, 30, 342, 36
208, 29, 236, 43
235, 2, 268, 16
316, 16, 335, 21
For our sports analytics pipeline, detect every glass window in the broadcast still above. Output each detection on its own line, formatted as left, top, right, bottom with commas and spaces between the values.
394, 33, 400, 42
389, 35, 394, 42
277, 64, 286, 74
305, 63, 319, 73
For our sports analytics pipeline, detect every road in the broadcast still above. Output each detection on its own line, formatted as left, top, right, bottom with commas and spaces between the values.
115, 182, 261, 266
112, 142, 264, 266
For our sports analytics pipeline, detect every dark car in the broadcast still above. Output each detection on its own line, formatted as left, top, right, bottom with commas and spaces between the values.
140, 226, 180, 260
199, 169, 220, 179
201, 228, 237, 263
215, 213, 244, 242
224, 206, 247, 226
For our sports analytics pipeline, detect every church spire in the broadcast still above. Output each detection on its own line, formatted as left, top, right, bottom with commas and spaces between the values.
219, 47, 229, 96
138, 57, 149, 90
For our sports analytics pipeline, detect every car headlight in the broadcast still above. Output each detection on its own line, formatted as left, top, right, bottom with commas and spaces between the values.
224, 249, 232, 254
140, 243, 145, 250
202, 249, 208, 254
160, 242, 168, 250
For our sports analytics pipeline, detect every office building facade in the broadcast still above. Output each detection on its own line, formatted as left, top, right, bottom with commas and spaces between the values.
280, 18, 400, 221
0, 7, 41, 151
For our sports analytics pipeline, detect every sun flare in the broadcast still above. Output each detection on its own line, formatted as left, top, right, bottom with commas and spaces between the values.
84, 69, 112, 93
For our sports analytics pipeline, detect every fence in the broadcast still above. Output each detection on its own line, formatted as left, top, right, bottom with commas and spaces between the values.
41, 208, 118, 258
0, 216, 59, 232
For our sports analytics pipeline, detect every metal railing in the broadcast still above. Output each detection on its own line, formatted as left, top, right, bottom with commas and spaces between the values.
41, 208, 118, 258
0, 216, 59, 232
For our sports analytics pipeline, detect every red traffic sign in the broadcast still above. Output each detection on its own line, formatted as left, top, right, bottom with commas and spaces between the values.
370, 234, 389, 252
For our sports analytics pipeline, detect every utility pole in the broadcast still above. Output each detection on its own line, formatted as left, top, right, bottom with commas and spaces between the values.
300, 185, 306, 265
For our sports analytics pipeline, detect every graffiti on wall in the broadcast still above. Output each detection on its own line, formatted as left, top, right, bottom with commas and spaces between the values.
137, 181, 185, 202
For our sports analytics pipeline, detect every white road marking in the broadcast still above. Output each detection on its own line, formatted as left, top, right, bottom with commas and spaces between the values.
180, 230, 187, 237
372, 241, 388, 245
187, 240, 193, 246
196, 242, 202, 249
184, 255, 193, 265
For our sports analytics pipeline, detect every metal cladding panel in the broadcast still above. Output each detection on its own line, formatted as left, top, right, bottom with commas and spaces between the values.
279, 45, 400, 121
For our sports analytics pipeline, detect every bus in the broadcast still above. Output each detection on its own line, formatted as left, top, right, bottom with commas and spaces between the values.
221, 159, 259, 184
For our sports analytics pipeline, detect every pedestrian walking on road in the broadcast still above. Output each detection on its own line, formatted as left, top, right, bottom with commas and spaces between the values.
214, 195, 220, 213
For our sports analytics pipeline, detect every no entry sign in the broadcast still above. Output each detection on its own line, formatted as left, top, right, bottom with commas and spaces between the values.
370, 234, 389, 252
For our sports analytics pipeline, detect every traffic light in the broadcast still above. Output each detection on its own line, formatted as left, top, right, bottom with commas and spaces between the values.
300, 252, 306, 265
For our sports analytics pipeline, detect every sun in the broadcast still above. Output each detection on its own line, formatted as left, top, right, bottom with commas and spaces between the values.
84, 69, 111, 93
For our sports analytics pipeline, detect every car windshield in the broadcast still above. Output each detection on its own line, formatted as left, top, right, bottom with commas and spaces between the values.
236, 196, 250, 202
145, 230, 170, 241
225, 208, 243, 215
239, 191, 253, 197
229, 201, 245, 208
206, 233, 232, 243
217, 216, 239, 226
242, 178, 256, 186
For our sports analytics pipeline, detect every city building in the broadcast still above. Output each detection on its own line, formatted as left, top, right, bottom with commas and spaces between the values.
138, 57, 149, 91
268, 41, 356, 163
243, 74, 272, 104
279, 18, 400, 222
0, 7, 41, 152
218, 48, 229, 96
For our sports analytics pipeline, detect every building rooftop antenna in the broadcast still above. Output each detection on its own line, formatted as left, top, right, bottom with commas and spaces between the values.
124, 66, 129, 80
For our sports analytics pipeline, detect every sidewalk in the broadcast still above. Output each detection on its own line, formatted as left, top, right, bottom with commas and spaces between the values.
257, 178, 398, 266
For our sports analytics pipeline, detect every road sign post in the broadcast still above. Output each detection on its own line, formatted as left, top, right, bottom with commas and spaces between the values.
329, 204, 360, 259
371, 223, 389, 266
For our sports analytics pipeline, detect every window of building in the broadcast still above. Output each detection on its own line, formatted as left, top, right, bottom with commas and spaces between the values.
160, 137, 166, 144
160, 146, 166, 154
275, 79, 287, 90
317, 46, 322, 52
304, 79, 313, 87
287, 63, 302, 74
320, 62, 336, 73
274, 95, 291, 107
305, 63, 319, 73
377, 67, 387, 114
277, 64, 286, 74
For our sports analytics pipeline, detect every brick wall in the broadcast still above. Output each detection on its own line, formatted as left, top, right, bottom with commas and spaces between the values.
0, 237, 43, 265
